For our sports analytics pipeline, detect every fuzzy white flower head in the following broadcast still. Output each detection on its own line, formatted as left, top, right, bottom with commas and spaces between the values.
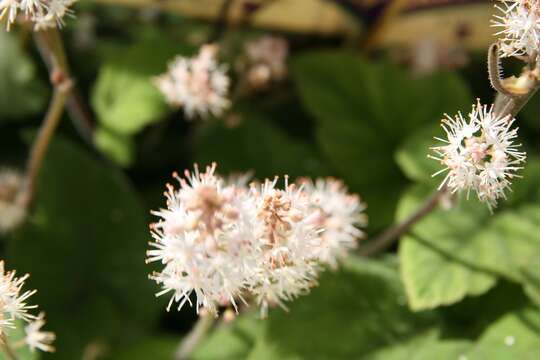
147, 165, 327, 318
299, 178, 367, 269
0, 0, 76, 30
0, 261, 37, 327
430, 100, 526, 209
154, 44, 231, 120
0, 169, 26, 234
492, 0, 540, 59
0, 261, 55, 353
247, 177, 321, 317
24, 312, 55, 352
244, 36, 289, 88
148, 164, 246, 314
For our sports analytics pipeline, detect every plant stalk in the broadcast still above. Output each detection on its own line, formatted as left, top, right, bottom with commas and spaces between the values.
175, 314, 216, 360
359, 186, 448, 256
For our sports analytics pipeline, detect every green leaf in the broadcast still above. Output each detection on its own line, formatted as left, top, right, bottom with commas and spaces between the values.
292, 51, 471, 227
94, 126, 135, 167
195, 112, 326, 179
8, 137, 160, 359
398, 184, 497, 311
399, 161, 540, 311
368, 331, 470, 360
395, 123, 441, 184
465, 307, 540, 359
192, 314, 263, 360
91, 36, 190, 135
439, 281, 529, 339
0, 32, 46, 121
110, 337, 177, 360
520, 254, 540, 307
256, 257, 437, 359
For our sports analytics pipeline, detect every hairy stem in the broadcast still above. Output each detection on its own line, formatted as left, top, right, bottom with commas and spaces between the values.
0, 334, 19, 360
175, 314, 216, 360
359, 186, 447, 256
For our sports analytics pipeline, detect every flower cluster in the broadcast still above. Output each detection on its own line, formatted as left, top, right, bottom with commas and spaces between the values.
147, 164, 366, 317
430, 101, 526, 209
492, 0, 540, 59
0, 169, 26, 234
298, 178, 367, 269
154, 44, 231, 120
244, 36, 289, 89
0, 261, 55, 352
0, 0, 77, 31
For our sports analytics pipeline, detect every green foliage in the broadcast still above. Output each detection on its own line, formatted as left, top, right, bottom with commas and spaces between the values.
465, 307, 540, 359
94, 126, 135, 167
193, 315, 263, 360
397, 184, 497, 311
91, 37, 181, 135
398, 160, 540, 311
110, 337, 177, 360
395, 123, 440, 184
261, 257, 436, 358
194, 257, 438, 359
292, 51, 471, 227
195, 109, 326, 179
7, 137, 160, 359
0, 32, 46, 121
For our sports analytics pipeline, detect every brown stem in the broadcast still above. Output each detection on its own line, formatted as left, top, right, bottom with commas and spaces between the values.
0, 334, 19, 360
34, 27, 95, 145
19, 28, 74, 208
21, 83, 71, 208
359, 186, 447, 256
175, 314, 216, 360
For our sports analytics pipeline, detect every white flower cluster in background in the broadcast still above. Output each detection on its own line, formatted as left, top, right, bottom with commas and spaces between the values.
147, 164, 366, 317
154, 44, 230, 120
0, 261, 55, 352
0, 169, 26, 234
244, 36, 289, 89
0, 0, 77, 31
430, 100, 526, 209
492, 0, 540, 59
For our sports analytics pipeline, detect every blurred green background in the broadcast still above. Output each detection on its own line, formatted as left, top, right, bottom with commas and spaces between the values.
3, 0, 540, 359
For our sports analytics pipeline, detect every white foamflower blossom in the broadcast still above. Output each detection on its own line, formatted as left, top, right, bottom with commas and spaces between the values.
147, 165, 366, 317
245, 36, 289, 88
430, 100, 526, 209
492, 0, 540, 59
0, 261, 55, 353
0, 169, 26, 234
0, 0, 76, 30
299, 178, 367, 269
154, 44, 231, 119
24, 312, 55, 352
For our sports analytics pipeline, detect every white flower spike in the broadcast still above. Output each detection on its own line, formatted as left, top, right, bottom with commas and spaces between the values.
430, 100, 526, 210
299, 178, 367, 269
147, 165, 367, 317
154, 44, 231, 120
0, 261, 55, 353
492, 0, 540, 60
0, 0, 76, 30
24, 312, 55, 353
